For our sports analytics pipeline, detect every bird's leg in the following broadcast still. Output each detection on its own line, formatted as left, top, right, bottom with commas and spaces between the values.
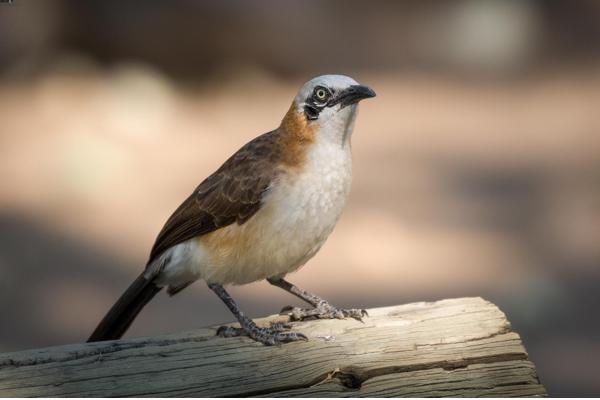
208, 283, 307, 345
267, 277, 367, 322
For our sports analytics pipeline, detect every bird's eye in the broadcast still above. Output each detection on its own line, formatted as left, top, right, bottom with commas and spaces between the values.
314, 87, 330, 101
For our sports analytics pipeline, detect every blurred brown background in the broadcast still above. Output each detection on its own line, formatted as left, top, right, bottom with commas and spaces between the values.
1, 0, 600, 396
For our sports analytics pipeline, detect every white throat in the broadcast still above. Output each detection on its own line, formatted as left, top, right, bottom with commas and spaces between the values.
304, 103, 359, 147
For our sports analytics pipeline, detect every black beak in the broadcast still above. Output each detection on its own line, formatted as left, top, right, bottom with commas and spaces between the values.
335, 85, 376, 108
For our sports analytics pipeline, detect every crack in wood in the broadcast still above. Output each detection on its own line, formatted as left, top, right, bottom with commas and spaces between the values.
230, 350, 530, 397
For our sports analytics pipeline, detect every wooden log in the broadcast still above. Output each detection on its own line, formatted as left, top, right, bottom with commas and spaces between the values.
0, 297, 546, 397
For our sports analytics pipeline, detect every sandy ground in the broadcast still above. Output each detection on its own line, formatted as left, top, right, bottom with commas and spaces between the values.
1, 66, 599, 395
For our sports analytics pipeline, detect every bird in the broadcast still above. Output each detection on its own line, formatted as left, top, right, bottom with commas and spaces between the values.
88, 74, 376, 346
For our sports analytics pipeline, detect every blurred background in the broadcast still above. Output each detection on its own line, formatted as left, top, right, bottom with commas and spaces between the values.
1, 0, 599, 395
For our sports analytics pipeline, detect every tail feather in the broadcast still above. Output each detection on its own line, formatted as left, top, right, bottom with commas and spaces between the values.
88, 273, 162, 342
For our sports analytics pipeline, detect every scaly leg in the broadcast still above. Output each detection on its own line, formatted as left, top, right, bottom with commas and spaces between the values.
267, 277, 367, 322
208, 283, 307, 345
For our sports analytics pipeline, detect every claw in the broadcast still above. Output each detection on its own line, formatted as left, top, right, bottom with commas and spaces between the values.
216, 325, 244, 338
279, 305, 294, 314
216, 322, 307, 345
344, 308, 368, 323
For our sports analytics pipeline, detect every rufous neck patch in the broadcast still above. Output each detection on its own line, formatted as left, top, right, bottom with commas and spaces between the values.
278, 102, 316, 169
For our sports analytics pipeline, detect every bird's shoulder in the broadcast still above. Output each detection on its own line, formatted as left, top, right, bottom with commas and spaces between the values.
147, 130, 284, 265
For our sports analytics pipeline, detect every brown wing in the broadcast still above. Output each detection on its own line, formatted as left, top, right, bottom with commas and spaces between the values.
147, 130, 282, 265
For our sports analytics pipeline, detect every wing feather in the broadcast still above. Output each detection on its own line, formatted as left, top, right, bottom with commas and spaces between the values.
147, 131, 281, 265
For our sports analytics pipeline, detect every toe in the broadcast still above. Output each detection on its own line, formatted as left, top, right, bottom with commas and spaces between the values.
244, 325, 308, 345
341, 308, 368, 322
276, 331, 308, 343
216, 326, 244, 338
270, 322, 292, 331
279, 305, 294, 314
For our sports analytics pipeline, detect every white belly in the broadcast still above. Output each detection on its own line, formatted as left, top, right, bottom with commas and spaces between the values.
153, 142, 353, 287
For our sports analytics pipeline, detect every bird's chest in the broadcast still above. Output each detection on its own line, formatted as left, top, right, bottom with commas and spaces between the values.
246, 145, 353, 274
271, 146, 352, 241
195, 144, 353, 285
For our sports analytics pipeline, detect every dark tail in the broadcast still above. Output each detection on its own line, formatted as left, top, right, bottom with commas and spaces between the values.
88, 273, 162, 342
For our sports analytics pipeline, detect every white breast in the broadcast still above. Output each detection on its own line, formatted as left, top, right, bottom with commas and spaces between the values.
153, 140, 353, 287
258, 141, 353, 274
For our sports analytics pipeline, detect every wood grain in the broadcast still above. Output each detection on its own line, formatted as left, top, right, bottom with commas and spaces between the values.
0, 297, 546, 397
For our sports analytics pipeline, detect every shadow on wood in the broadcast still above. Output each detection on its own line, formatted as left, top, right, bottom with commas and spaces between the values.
0, 297, 546, 397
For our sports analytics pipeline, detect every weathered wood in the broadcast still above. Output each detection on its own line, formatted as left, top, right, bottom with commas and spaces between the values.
0, 297, 546, 397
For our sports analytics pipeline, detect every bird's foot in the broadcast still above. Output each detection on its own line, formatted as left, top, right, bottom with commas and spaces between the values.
216, 321, 307, 346
281, 301, 368, 322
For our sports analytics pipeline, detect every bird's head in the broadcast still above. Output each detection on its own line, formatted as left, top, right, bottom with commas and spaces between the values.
283, 74, 376, 145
